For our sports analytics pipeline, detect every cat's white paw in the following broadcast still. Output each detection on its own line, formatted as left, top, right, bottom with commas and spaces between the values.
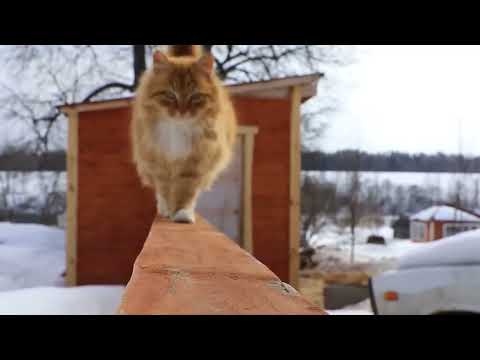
172, 209, 195, 224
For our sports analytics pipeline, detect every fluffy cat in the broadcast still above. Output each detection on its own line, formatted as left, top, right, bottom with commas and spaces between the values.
131, 45, 238, 224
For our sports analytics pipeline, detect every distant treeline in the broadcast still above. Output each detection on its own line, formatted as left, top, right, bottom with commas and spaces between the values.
302, 150, 480, 173
0, 150, 66, 171
5, 148, 480, 173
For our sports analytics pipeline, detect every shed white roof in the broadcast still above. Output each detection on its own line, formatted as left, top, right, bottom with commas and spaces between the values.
410, 205, 480, 222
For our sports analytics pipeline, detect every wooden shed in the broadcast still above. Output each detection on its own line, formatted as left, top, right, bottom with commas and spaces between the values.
410, 204, 480, 242
60, 74, 322, 289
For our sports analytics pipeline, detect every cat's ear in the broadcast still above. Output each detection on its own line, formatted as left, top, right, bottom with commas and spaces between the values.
153, 51, 171, 71
196, 54, 215, 75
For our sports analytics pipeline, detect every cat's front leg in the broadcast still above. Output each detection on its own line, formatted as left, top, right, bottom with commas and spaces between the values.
153, 178, 171, 219
171, 177, 201, 224
156, 193, 171, 218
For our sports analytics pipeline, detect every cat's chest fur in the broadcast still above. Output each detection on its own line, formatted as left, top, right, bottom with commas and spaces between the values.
153, 119, 200, 160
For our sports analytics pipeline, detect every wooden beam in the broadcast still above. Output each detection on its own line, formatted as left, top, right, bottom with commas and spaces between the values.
117, 216, 325, 315
65, 110, 79, 286
289, 86, 302, 290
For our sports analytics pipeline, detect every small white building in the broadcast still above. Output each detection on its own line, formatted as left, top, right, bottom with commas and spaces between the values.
410, 204, 480, 242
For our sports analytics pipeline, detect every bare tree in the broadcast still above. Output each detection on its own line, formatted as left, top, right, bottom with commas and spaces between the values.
337, 153, 363, 264
211, 45, 354, 83
0, 172, 14, 221
363, 178, 385, 231
301, 175, 337, 247
300, 174, 337, 269
346, 171, 361, 264
472, 178, 480, 211
301, 100, 331, 153
449, 118, 472, 215
0, 45, 355, 228
0, 45, 134, 157
0, 45, 355, 157
37, 171, 66, 218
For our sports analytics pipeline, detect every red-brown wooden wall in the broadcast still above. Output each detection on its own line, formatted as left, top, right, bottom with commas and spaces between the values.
75, 95, 293, 285
233, 97, 292, 281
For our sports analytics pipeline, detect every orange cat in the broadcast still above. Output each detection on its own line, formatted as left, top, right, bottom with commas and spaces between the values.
131, 45, 238, 224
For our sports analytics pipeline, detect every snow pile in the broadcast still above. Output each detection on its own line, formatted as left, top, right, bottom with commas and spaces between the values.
327, 299, 373, 315
0, 286, 124, 315
0, 222, 125, 315
0, 222, 65, 291
398, 228, 480, 270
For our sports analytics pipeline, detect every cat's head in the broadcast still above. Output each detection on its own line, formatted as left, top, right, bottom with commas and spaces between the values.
143, 50, 218, 119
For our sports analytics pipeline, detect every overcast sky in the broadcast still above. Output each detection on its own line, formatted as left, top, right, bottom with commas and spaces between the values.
321, 45, 480, 156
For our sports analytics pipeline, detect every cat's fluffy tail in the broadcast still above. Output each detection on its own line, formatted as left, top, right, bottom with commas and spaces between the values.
168, 45, 203, 58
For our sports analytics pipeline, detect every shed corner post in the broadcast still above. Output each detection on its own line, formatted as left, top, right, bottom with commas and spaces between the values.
65, 109, 79, 287
239, 126, 258, 255
289, 85, 302, 289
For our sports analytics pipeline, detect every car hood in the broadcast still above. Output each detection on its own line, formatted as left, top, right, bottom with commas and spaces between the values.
398, 229, 480, 270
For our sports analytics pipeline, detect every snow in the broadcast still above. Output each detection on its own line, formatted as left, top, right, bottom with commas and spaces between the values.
0, 222, 65, 291
355, 240, 420, 263
0, 286, 124, 315
0, 222, 124, 315
398, 228, 480, 270
315, 219, 480, 315
310, 223, 421, 267
410, 205, 480, 222
327, 300, 373, 315
310, 223, 395, 249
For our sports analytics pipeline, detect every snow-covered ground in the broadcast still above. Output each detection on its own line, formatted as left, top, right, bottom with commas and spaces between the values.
309, 223, 422, 274
0, 286, 124, 315
0, 222, 123, 315
0, 222, 65, 291
327, 299, 373, 315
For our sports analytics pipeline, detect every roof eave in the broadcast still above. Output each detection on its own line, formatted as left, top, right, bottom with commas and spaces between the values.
58, 73, 324, 114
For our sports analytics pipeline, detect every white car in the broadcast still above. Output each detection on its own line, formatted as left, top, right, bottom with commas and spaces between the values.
369, 229, 480, 315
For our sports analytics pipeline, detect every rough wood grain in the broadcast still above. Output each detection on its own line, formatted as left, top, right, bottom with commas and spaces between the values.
117, 216, 326, 315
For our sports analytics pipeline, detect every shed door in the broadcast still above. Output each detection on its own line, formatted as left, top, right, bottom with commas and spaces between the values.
196, 140, 244, 245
